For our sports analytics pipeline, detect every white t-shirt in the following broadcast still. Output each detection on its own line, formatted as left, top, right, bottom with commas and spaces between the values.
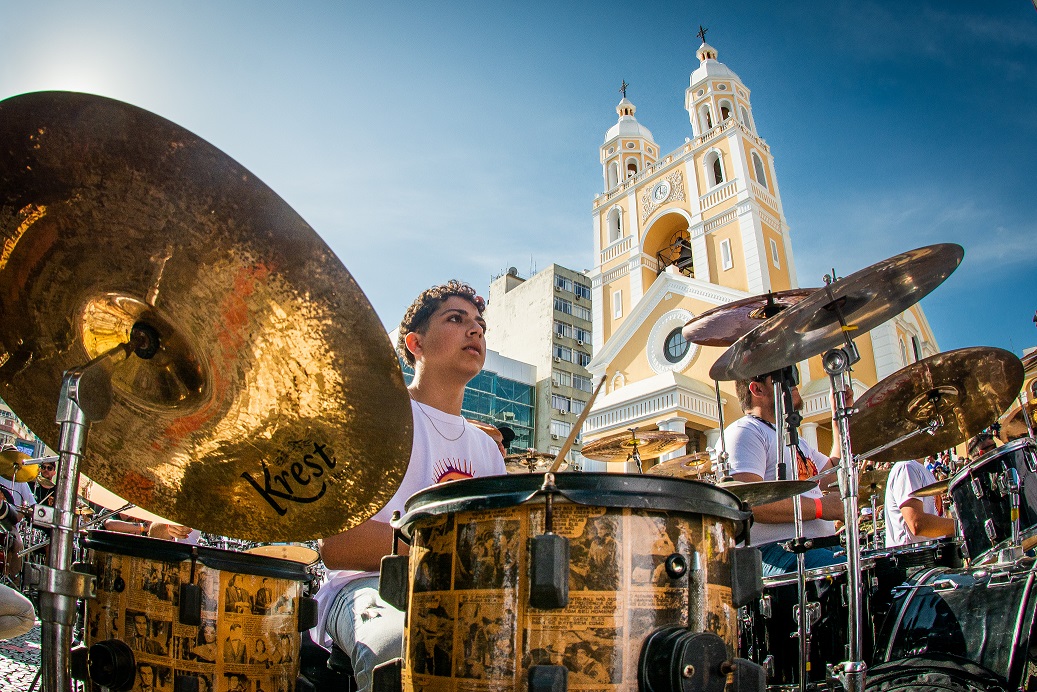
312, 399, 505, 646
0, 477, 36, 508
884, 460, 939, 548
725, 415, 834, 545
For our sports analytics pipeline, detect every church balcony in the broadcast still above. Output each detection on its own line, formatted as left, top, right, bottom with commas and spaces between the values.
749, 178, 778, 212
699, 179, 738, 212
600, 236, 633, 264
585, 381, 719, 435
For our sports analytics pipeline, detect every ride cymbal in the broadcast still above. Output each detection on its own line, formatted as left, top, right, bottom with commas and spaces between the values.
716, 479, 816, 506
849, 347, 1023, 464
682, 289, 816, 347
647, 452, 712, 479
710, 244, 963, 381
0, 449, 37, 483
581, 429, 689, 463
0, 92, 412, 541
504, 451, 567, 473
910, 478, 949, 499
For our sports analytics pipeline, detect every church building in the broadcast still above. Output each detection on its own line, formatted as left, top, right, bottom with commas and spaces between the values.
583, 34, 938, 470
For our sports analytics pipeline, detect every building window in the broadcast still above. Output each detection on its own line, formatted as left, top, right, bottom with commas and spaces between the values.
573, 326, 591, 344
607, 161, 619, 189
573, 304, 592, 322
553, 345, 573, 362
554, 321, 573, 339
664, 328, 690, 364
554, 297, 573, 315
574, 282, 591, 300
739, 105, 753, 131
704, 150, 725, 187
606, 208, 623, 244
899, 338, 908, 365
573, 374, 593, 393
698, 104, 713, 132
719, 99, 733, 121
576, 352, 592, 367
552, 394, 571, 412
571, 399, 586, 415
552, 369, 572, 388
752, 152, 768, 189
554, 275, 573, 293
613, 291, 623, 319
550, 420, 573, 439
911, 336, 923, 362
625, 157, 639, 177
720, 239, 733, 271
769, 238, 780, 268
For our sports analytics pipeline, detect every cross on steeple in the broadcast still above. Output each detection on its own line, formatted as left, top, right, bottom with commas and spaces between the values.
697, 25, 708, 43
619, 80, 628, 99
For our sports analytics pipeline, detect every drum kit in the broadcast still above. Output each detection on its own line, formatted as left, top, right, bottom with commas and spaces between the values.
0, 88, 1033, 692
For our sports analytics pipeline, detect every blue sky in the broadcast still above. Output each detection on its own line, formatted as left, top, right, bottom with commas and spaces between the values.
3, 1, 1036, 359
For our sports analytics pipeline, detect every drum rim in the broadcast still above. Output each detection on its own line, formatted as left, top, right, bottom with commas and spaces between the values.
83, 530, 311, 581
393, 471, 751, 537
949, 437, 1036, 490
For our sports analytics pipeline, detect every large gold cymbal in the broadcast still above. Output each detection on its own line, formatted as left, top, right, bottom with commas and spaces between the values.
647, 452, 713, 479
581, 429, 689, 463
710, 244, 963, 381
0, 91, 412, 541
0, 449, 37, 483
682, 289, 816, 347
850, 347, 1023, 464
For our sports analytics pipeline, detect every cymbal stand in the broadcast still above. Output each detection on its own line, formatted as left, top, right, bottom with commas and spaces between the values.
821, 333, 865, 691
1019, 391, 1036, 439
34, 327, 157, 692
770, 369, 812, 692
713, 380, 732, 480
627, 428, 643, 474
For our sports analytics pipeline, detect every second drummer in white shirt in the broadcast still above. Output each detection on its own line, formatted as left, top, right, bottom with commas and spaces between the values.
883, 459, 954, 547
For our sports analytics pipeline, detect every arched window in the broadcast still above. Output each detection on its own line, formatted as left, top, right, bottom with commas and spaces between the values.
739, 106, 752, 131
607, 162, 619, 189
705, 150, 725, 187
698, 104, 713, 132
606, 208, 622, 243
719, 99, 733, 121
625, 157, 638, 178
752, 153, 768, 189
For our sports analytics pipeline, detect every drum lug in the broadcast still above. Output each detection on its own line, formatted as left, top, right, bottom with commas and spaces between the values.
529, 533, 570, 610
970, 475, 984, 499
984, 519, 998, 545
378, 554, 410, 612
758, 594, 772, 619
791, 602, 821, 637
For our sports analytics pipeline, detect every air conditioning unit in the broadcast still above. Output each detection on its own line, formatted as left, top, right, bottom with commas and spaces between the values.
502, 412, 515, 420
553, 356, 561, 362
577, 340, 584, 346
554, 285, 561, 291
551, 434, 559, 440
574, 295, 581, 301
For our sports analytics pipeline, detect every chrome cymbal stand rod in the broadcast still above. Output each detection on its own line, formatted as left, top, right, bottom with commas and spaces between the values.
824, 344, 865, 692
37, 329, 156, 692
1020, 391, 1036, 440
713, 380, 731, 480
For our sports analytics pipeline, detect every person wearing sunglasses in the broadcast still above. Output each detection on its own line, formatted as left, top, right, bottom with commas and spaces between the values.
725, 367, 847, 576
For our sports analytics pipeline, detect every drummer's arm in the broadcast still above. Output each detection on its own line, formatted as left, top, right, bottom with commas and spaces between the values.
899, 499, 955, 538
732, 472, 844, 524
319, 518, 408, 572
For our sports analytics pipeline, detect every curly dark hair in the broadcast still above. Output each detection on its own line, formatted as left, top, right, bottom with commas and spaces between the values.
397, 280, 485, 365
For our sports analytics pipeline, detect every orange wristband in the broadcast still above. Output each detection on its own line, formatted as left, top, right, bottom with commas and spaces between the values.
813, 498, 823, 520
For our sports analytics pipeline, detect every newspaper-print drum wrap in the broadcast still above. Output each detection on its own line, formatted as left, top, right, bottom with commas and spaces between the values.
83, 530, 310, 692
394, 472, 750, 691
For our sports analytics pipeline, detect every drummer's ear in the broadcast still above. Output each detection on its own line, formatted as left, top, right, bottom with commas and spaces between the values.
405, 331, 423, 361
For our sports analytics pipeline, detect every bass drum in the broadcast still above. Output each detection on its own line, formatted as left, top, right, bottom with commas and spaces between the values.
83, 530, 313, 692
394, 472, 752, 692
872, 559, 1037, 692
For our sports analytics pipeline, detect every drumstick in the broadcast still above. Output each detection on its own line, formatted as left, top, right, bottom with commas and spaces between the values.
548, 376, 607, 474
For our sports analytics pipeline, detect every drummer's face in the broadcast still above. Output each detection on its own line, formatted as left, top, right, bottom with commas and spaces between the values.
410, 296, 486, 378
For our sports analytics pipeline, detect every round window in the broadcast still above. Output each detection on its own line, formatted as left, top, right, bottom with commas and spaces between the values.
664, 328, 690, 363
718, 83, 727, 91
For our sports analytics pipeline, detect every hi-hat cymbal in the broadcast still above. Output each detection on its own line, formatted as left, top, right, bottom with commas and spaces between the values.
647, 452, 713, 479
710, 244, 963, 381
581, 430, 689, 463
682, 289, 816, 347
717, 479, 816, 506
849, 347, 1023, 464
0, 449, 37, 483
504, 451, 567, 473
820, 468, 890, 499
910, 478, 949, 499
0, 92, 412, 542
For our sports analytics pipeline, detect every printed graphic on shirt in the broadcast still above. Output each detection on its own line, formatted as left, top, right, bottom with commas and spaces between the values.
433, 457, 475, 483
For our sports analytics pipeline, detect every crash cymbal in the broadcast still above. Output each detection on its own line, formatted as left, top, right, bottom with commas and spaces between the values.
682, 289, 816, 347
716, 479, 816, 506
849, 347, 1023, 464
0, 92, 412, 542
710, 244, 963, 381
504, 451, 567, 473
647, 452, 713, 479
581, 430, 689, 463
910, 478, 949, 499
821, 468, 890, 499
0, 449, 37, 483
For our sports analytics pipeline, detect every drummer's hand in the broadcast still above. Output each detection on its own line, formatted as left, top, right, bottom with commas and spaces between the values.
148, 523, 192, 540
